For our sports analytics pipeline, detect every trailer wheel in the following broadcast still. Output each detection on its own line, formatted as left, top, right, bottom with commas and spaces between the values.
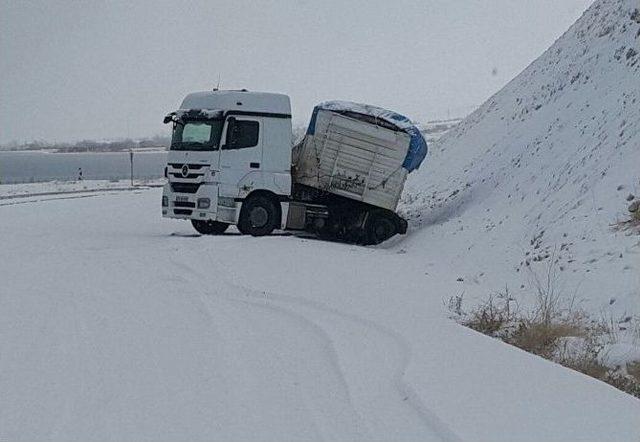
238, 195, 279, 236
191, 219, 229, 235
364, 211, 398, 245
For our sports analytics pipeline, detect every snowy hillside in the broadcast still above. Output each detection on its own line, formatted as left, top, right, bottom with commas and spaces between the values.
402, 0, 640, 318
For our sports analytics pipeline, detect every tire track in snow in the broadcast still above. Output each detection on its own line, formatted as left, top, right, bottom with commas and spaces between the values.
170, 257, 371, 441
227, 283, 462, 442
173, 254, 461, 442
218, 293, 370, 441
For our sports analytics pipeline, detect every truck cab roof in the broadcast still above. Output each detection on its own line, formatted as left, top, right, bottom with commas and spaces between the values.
179, 90, 291, 116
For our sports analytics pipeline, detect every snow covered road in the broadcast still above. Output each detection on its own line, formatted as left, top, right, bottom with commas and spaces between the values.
1, 188, 638, 441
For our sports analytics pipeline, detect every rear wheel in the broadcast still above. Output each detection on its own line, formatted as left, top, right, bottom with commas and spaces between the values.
237, 195, 280, 236
191, 219, 229, 235
364, 210, 398, 245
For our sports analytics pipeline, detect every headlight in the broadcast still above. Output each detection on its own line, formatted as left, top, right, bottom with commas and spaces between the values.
162, 196, 168, 207
197, 198, 210, 209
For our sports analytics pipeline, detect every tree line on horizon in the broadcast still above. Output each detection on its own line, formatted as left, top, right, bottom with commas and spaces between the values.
1, 134, 171, 153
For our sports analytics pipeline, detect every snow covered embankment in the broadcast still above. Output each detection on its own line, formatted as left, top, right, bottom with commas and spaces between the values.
402, 0, 640, 319
400, 0, 640, 398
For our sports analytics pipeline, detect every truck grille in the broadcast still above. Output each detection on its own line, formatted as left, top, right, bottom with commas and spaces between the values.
170, 182, 201, 193
168, 163, 206, 170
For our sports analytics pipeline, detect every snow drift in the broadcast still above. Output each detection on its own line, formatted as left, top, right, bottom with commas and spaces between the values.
403, 0, 640, 317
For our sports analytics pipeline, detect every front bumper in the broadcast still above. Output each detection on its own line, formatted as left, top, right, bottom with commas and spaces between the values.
162, 182, 239, 224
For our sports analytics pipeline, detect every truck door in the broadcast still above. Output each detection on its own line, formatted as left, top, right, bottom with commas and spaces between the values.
219, 116, 263, 194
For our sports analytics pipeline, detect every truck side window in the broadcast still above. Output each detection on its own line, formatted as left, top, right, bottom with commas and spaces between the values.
225, 120, 259, 149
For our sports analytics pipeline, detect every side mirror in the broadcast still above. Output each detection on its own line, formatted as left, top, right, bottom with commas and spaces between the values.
163, 112, 184, 126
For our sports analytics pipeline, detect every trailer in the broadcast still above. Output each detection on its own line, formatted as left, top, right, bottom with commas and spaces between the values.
161, 90, 427, 244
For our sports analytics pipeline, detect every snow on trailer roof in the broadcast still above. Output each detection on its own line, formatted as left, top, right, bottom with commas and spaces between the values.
307, 101, 428, 172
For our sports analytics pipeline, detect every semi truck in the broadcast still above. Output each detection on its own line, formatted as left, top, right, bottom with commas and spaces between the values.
161, 90, 427, 245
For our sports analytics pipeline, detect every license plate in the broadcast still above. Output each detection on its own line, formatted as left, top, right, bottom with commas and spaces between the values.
176, 196, 188, 203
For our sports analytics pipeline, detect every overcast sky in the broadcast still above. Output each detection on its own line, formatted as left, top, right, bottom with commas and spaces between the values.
1, 0, 592, 144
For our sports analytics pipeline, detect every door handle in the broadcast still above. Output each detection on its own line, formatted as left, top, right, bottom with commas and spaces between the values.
250, 162, 260, 169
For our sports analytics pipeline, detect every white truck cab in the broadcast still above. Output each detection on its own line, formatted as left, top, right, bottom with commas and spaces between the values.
162, 90, 293, 235
162, 90, 428, 244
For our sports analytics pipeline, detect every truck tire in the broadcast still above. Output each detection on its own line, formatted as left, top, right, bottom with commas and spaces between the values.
238, 195, 280, 236
364, 210, 398, 245
191, 219, 229, 235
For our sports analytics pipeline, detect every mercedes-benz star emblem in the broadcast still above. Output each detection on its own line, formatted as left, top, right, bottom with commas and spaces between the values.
181, 164, 189, 178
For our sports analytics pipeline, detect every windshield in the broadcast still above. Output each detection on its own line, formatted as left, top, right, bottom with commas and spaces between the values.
170, 119, 224, 151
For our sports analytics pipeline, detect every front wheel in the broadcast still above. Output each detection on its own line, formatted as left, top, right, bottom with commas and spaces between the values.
191, 219, 229, 235
237, 195, 280, 236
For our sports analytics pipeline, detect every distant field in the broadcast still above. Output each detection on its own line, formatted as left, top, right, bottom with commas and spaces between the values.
0, 150, 167, 184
